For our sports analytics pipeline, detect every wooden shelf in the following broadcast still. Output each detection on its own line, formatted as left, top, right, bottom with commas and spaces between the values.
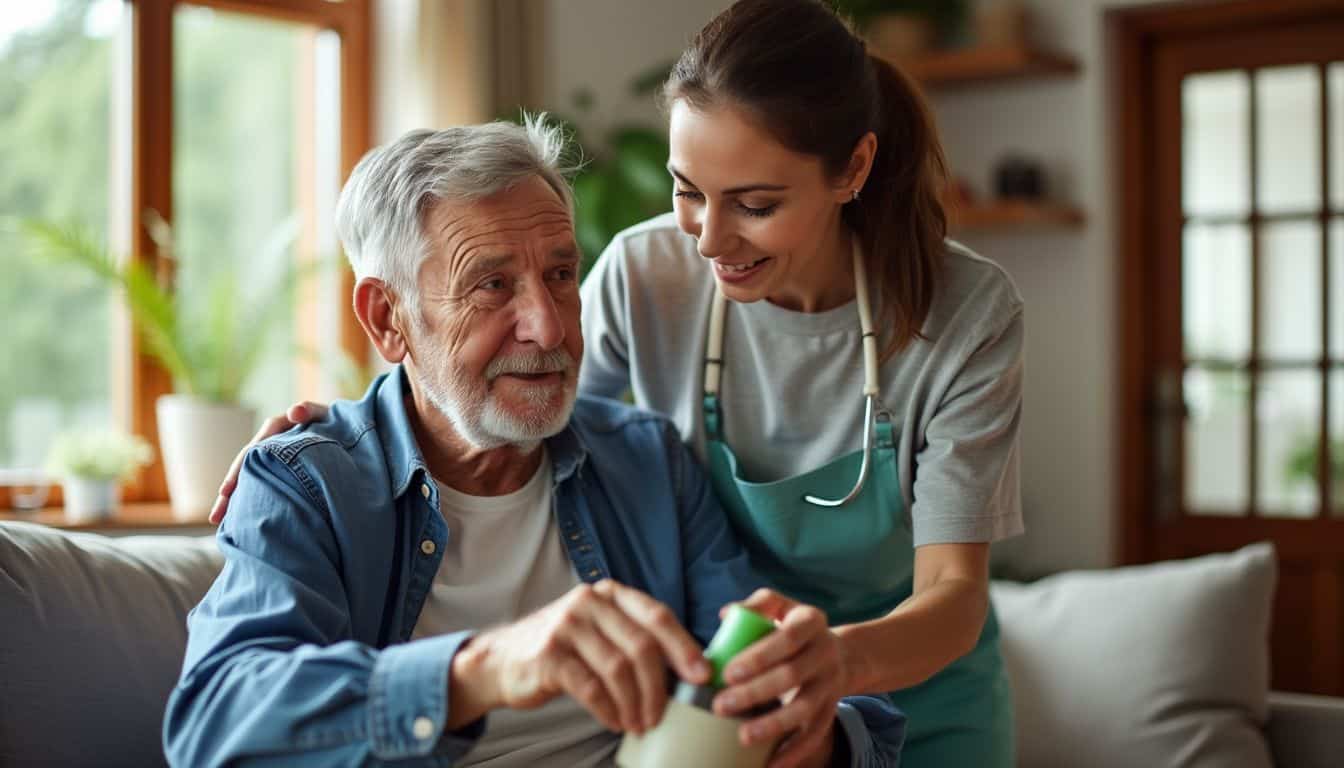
949, 200, 1085, 232
890, 44, 1079, 87
0, 503, 209, 532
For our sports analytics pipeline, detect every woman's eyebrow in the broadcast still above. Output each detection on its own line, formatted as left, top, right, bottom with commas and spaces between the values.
668, 165, 789, 195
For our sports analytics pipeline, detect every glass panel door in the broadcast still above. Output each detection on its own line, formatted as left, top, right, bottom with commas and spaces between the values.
1181, 61, 1340, 517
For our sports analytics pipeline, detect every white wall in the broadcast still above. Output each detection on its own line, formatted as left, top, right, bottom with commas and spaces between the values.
935, 0, 1169, 572
541, 0, 733, 142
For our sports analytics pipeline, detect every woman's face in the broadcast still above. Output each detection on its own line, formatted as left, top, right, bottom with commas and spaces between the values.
667, 99, 859, 310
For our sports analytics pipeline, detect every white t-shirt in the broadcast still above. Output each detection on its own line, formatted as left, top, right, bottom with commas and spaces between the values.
412, 451, 616, 767
580, 212, 1025, 547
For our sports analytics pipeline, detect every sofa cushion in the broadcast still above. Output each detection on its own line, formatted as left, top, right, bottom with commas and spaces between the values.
1266, 691, 1344, 768
991, 542, 1276, 768
0, 521, 223, 768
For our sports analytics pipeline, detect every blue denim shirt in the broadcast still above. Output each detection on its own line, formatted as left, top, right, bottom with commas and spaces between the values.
164, 366, 904, 767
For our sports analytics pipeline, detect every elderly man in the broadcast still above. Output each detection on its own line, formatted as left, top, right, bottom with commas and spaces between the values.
163, 120, 903, 767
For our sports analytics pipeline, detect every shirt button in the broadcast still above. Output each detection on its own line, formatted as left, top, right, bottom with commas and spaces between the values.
420, 539, 436, 556
412, 716, 435, 740
420, 483, 431, 499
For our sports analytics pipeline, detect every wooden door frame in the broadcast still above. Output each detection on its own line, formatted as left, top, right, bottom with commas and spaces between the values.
1112, 0, 1344, 567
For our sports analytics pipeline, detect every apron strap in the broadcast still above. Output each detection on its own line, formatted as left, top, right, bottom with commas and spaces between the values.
704, 289, 728, 397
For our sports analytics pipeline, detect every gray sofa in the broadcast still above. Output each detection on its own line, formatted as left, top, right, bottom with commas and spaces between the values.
1, 520, 1341, 767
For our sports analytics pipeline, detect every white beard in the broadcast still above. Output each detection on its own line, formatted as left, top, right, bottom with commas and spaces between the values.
415, 339, 577, 451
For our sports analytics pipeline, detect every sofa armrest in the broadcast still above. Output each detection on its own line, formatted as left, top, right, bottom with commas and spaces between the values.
1266, 690, 1344, 768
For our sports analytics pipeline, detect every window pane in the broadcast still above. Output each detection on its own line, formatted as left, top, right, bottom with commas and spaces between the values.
1185, 368, 1249, 514
1330, 64, 1342, 212
1256, 66, 1322, 215
1183, 223, 1251, 359
1183, 71, 1250, 217
1332, 218, 1343, 361
1260, 222, 1322, 360
1258, 370, 1321, 517
174, 6, 345, 420
0, 0, 123, 473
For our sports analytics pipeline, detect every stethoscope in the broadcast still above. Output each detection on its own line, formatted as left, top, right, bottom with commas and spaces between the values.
703, 238, 888, 508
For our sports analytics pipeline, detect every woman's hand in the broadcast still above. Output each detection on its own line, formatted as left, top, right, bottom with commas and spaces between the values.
208, 401, 330, 524
713, 589, 851, 768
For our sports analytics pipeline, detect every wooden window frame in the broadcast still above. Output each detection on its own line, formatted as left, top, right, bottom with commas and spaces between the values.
0, 0, 370, 510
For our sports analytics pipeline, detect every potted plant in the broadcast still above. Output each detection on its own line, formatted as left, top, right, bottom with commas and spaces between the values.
16, 215, 305, 520
46, 429, 153, 524
569, 121, 672, 276
1284, 434, 1344, 512
830, 0, 968, 58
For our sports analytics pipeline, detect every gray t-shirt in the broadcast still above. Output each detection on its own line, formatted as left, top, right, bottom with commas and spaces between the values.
579, 212, 1024, 547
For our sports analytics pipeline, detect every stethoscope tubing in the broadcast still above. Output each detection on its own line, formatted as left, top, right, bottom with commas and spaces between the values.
703, 239, 883, 507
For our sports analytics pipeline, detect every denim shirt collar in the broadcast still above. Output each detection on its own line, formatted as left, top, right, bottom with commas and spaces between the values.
374, 365, 590, 500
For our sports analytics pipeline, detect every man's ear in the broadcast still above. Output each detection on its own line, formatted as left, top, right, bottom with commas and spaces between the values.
354, 277, 409, 364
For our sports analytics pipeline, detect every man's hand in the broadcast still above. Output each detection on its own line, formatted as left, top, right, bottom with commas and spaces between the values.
450, 580, 711, 734
712, 589, 851, 768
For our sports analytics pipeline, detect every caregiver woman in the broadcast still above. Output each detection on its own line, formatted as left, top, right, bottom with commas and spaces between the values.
579, 1, 1024, 763
214, 1, 1024, 763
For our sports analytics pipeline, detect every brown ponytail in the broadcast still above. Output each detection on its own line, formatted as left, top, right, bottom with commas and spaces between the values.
855, 54, 948, 357
665, 0, 948, 358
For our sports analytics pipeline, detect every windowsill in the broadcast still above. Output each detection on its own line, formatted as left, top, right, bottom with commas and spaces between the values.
0, 503, 211, 532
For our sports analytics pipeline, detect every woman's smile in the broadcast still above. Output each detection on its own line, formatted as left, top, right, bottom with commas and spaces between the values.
713, 256, 771, 283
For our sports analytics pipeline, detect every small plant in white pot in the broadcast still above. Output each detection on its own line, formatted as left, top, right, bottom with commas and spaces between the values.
17, 215, 305, 521
46, 429, 153, 524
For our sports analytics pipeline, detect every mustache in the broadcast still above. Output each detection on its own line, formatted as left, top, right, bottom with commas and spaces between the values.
485, 349, 575, 380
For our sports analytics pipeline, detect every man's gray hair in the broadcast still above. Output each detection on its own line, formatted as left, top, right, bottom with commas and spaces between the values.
335, 115, 575, 311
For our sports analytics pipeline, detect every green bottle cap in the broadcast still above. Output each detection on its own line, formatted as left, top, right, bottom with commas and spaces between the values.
703, 604, 775, 689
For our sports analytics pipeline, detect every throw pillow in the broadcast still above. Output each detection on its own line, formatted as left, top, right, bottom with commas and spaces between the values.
991, 542, 1276, 768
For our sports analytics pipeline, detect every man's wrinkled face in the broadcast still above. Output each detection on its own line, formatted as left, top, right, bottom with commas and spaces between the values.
405, 175, 583, 450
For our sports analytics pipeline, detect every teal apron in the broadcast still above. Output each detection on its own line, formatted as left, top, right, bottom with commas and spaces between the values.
699, 243, 1015, 766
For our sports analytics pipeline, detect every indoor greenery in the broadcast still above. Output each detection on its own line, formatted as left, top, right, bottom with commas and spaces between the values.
569, 121, 670, 277
46, 428, 152, 481
13, 214, 306, 404
1284, 433, 1344, 497
515, 62, 674, 276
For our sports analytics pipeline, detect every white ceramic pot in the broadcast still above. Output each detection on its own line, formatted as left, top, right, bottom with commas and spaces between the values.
156, 395, 256, 521
63, 476, 119, 525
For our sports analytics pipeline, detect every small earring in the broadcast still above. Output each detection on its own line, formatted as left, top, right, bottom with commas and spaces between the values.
851, 189, 860, 201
